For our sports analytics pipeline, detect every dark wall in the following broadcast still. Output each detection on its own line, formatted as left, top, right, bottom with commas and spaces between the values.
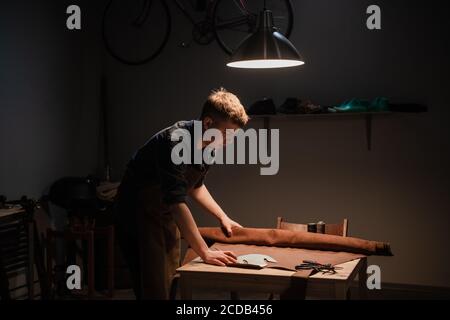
105, 0, 450, 287
0, 0, 102, 198
1, 0, 449, 288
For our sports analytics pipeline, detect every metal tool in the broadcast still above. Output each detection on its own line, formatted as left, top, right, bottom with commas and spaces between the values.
295, 260, 342, 274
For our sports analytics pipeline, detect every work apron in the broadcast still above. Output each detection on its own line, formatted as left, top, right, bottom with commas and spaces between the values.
135, 186, 180, 300
115, 165, 206, 300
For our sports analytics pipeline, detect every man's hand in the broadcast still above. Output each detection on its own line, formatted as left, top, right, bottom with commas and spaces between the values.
189, 185, 243, 237
220, 216, 243, 237
171, 203, 238, 267
201, 249, 237, 266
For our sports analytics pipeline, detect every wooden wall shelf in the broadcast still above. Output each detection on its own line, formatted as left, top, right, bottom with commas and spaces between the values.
250, 112, 394, 151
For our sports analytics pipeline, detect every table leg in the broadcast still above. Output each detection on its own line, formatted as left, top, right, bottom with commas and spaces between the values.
334, 282, 349, 300
27, 221, 35, 300
107, 226, 115, 298
87, 231, 95, 297
230, 291, 240, 300
46, 229, 54, 295
358, 258, 368, 300
179, 275, 192, 300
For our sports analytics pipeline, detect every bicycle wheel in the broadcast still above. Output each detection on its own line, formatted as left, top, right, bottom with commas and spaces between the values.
212, 0, 293, 55
102, 0, 171, 65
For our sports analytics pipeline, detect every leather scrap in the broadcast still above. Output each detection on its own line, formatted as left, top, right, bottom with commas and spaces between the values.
198, 227, 393, 256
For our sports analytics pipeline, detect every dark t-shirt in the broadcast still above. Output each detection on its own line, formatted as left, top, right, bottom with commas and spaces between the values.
117, 120, 210, 209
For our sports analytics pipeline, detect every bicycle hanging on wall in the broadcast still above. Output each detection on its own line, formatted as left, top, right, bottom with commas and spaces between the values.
102, 0, 294, 65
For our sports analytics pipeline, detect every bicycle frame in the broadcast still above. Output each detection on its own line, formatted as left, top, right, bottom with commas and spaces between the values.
102, 0, 293, 64
173, 0, 252, 27
172, 0, 215, 25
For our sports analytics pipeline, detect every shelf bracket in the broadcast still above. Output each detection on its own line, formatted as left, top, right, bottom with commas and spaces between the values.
365, 114, 372, 151
263, 116, 270, 130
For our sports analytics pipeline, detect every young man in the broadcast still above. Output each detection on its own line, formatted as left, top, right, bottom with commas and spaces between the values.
115, 88, 249, 299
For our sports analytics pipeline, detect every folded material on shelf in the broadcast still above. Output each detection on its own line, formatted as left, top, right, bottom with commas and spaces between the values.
277, 98, 301, 114
332, 97, 390, 113
197, 227, 393, 256
278, 98, 324, 114
246, 98, 277, 115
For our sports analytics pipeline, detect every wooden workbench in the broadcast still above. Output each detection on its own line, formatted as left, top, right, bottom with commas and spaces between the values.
177, 256, 368, 300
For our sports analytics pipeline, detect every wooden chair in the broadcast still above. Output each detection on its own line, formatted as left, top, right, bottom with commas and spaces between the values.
271, 217, 349, 300
46, 224, 115, 298
276, 217, 348, 237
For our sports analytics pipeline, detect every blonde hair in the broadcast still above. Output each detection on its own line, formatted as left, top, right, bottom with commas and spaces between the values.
201, 88, 249, 127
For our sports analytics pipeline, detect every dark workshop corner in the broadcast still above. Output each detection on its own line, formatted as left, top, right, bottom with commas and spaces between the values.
1, 0, 450, 306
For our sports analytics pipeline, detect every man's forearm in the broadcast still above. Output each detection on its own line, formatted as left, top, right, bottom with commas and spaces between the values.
170, 202, 209, 258
189, 185, 227, 221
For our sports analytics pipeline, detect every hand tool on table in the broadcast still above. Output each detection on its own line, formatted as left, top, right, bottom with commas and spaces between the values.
295, 260, 342, 274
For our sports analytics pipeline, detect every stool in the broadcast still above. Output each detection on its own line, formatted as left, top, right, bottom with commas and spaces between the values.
46, 224, 115, 298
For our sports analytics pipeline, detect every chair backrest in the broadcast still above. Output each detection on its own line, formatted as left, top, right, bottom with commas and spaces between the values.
276, 217, 348, 237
